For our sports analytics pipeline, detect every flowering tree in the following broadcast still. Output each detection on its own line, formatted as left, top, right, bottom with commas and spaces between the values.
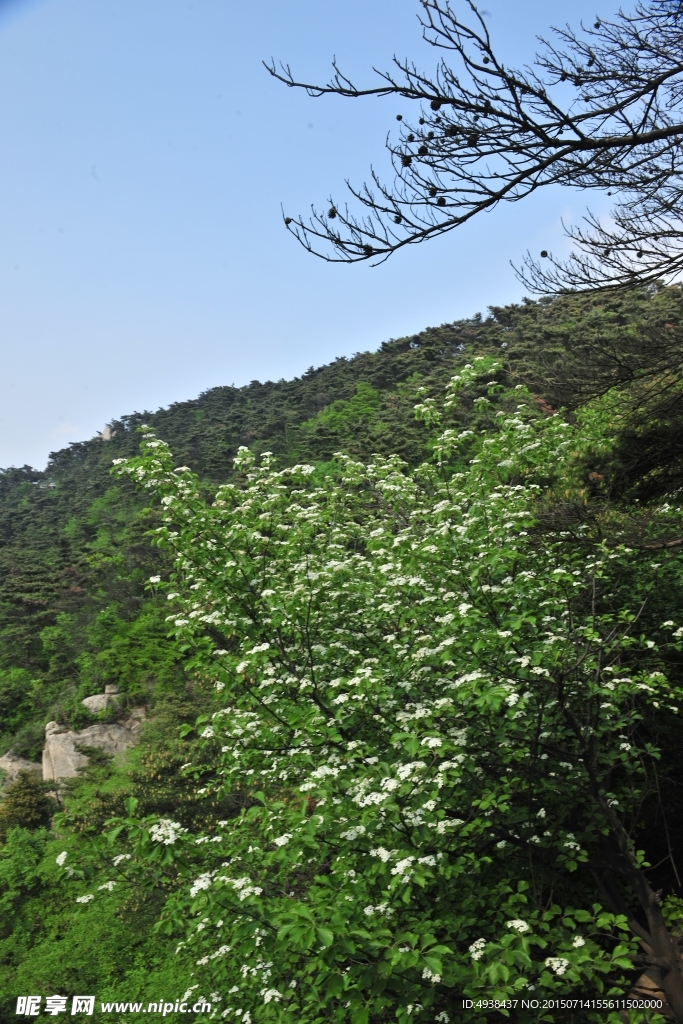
79, 360, 683, 1022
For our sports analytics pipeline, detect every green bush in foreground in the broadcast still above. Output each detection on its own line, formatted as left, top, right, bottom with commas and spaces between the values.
0, 823, 202, 1022
76, 358, 683, 1023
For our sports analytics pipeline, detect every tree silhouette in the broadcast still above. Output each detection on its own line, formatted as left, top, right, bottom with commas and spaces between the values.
268, 0, 683, 290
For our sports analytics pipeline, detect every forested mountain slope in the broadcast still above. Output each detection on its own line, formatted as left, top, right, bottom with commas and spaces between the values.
2, 285, 683, 762
1, 284, 683, 1020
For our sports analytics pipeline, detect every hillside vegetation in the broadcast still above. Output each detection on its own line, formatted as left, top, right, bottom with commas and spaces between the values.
1, 285, 683, 1022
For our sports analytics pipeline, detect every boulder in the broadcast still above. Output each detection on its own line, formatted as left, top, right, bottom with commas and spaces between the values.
81, 683, 121, 714
42, 709, 145, 781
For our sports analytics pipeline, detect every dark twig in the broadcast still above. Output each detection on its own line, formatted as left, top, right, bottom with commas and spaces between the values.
268, 0, 683, 289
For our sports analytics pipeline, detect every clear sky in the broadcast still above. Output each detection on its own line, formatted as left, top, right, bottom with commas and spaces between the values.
0, 0, 612, 469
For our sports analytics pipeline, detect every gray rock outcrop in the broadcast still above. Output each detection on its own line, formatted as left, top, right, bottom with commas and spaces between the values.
0, 753, 42, 787
81, 683, 121, 714
42, 709, 145, 781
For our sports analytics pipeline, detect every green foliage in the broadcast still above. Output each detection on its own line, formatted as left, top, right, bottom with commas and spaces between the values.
0, 669, 38, 753
94, 359, 683, 1022
0, 827, 201, 1022
301, 380, 381, 436
662, 896, 683, 933
0, 773, 57, 839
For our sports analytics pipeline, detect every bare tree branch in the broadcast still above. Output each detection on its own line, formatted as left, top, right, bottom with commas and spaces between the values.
267, 0, 683, 288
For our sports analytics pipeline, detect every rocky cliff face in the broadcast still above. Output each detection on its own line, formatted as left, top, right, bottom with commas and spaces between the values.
0, 752, 42, 786
42, 708, 145, 780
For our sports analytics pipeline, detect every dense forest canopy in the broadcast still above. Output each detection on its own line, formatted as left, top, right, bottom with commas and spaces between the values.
1, 284, 683, 1021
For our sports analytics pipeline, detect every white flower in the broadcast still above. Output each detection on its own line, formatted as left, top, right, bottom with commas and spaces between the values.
364, 906, 375, 916
469, 938, 486, 960
545, 956, 570, 975
261, 989, 282, 1004
421, 737, 443, 749
201, 727, 215, 739
149, 820, 187, 845
370, 847, 394, 862
572, 935, 585, 948
56, 851, 68, 867
113, 853, 132, 866
98, 881, 117, 891
391, 856, 415, 877
76, 894, 94, 903
436, 818, 462, 834
148, 575, 161, 584
380, 777, 399, 793
536, 807, 546, 818
506, 919, 530, 933
273, 834, 292, 847
396, 761, 426, 781
422, 967, 441, 984
190, 873, 214, 898
340, 825, 366, 840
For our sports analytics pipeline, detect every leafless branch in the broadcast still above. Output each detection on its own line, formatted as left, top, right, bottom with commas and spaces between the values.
267, 0, 683, 288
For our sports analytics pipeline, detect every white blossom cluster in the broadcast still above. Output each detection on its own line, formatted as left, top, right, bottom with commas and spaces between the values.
545, 957, 570, 976
149, 819, 187, 845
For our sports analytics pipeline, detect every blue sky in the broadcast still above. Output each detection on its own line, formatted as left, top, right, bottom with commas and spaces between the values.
0, 0, 612, 469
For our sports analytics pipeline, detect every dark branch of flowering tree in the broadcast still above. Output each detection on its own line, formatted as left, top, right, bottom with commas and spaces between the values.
266, 0, 683, 290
